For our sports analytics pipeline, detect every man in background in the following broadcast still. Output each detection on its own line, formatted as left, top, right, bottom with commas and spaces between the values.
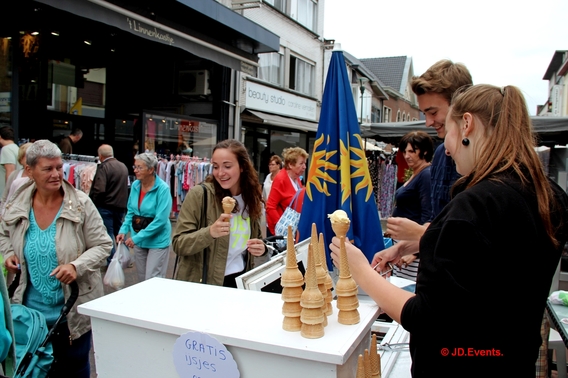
59, 128, 83, 154
90, 144, 129, 264
0, 127, 22, 197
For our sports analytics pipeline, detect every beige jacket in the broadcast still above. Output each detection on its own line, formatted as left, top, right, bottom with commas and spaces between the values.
0, 179, 112, 340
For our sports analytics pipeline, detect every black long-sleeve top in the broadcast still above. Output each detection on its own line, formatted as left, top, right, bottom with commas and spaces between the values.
401, 171, 568, 377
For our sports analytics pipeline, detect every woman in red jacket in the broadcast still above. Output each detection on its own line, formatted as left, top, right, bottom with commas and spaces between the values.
265, 147, 308, 236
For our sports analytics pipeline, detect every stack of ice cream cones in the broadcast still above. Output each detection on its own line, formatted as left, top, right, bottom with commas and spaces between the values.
370, 333, 381, 377
311, 223, 328, 327
318, 233, 333, 316
300, 244, 325, 339
281, 226, 304, 331
329, 210, 360, 325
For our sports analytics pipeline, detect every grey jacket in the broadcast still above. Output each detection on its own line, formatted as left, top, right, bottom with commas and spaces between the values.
0, 179, 112, 340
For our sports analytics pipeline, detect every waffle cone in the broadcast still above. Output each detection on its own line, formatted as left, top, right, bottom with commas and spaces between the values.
331, 222, 350, 238
282, 301, 302, 317
364, 349, 371, 378
301, 244, 322, 305
281, 268, 304, 287
337, 294, 360, 311
300, 306, 325, 324
283, 316, 302, 332
371, 334, 380, 377
300, 323, 324, 339
281, 286, 303, 302
336, 277, 358, 296
339, 236, 352, 278
356, 354, 365, 378
338, 309, 360, 325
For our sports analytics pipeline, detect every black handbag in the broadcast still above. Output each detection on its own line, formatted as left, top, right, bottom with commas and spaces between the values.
132, 215, 154, 233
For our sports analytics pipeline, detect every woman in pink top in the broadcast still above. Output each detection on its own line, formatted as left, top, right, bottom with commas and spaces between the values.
265, 147, 308, 236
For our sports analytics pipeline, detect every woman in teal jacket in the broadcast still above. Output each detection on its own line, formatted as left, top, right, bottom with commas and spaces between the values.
117, 152, 172, 282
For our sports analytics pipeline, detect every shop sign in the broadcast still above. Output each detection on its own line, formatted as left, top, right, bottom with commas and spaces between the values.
180, 120, 200, 133
173, 331, 239, 378
126, 17, 174, 46
0, 92, 10, 113
246, 81, 317, 121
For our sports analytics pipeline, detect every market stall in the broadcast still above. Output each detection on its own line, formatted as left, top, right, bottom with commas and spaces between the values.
78, 277, 380, 378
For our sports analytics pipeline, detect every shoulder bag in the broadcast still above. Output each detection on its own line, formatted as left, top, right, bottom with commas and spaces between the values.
274, 188, 304, 243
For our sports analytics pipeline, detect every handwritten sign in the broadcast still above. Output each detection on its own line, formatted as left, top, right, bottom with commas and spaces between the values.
173, 331, 239, 378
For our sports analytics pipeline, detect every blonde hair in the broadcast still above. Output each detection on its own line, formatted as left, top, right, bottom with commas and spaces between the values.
282, 147, 308, 169
449, 84, 558, 246
18, 142, 32, 164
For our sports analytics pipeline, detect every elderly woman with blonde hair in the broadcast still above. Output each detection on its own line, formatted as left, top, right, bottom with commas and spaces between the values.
265, 147, 308, 237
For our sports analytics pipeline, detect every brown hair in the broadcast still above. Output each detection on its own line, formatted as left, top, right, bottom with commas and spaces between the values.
398, 131, 434, 163
269, 155, 283, 168
282, 147, 308, 169
449, 84, 559, 246
411, 59, 473, 104
207, 139, 263, 220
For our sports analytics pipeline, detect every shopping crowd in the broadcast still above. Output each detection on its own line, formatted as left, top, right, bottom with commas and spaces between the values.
0, 58, 567, 378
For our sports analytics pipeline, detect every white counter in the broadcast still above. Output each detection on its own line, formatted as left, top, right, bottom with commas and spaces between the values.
79, 277, 381, 377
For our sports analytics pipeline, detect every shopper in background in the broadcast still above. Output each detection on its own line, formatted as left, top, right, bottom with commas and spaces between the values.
89, 144, 129, 265
265, 147, 308, 236
117, 152, 172, 282
262, 155, 282, 237
0, 139, 111, 378
331, 84, 568, 377
0, 142, 32, 218
0, 127, 22, 198
390, 131, 433, 281
172, 139, 266, 288
58, 128, 82, 155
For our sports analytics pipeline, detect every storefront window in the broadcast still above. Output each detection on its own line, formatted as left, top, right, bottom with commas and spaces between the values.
143, 112, 217, 159
0, 36, 12, 128
47, 61, 106, 119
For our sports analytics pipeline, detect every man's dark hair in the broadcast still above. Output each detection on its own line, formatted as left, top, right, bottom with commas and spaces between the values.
0, 127, 15, 141
70, 128, 83, 137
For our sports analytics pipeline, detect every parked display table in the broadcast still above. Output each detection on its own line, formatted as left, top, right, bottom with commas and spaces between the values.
79, 278, 381, 378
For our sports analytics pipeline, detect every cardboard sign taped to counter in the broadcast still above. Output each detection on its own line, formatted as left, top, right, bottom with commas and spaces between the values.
173, 331, 240, 378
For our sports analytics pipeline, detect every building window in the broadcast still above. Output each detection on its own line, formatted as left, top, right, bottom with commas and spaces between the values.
266, 0, 317, 31
371, 106, 381, 123
402, 113, 406, 122
289, 55, 314, 96
264, 0, 287, 13
290, 0, 316, 30
383, 106, 392, 122
396, 110, 401, 122
258, 51, 284, 86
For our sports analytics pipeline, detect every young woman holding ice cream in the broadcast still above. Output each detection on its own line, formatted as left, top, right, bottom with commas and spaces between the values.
172, 139, 266, 287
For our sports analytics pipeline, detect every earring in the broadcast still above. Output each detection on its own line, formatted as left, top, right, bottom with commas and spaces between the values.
462, 138, 470, 146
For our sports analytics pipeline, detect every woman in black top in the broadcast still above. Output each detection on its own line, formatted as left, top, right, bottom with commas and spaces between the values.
330, 84, 568, 377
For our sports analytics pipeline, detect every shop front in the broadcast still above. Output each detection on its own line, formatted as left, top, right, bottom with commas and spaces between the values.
240, 79, 319, 182
0, 0, 279, 169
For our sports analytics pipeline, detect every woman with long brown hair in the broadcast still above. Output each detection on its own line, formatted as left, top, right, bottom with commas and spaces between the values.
172, 139, 266, 287
331, 84, 568, 377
